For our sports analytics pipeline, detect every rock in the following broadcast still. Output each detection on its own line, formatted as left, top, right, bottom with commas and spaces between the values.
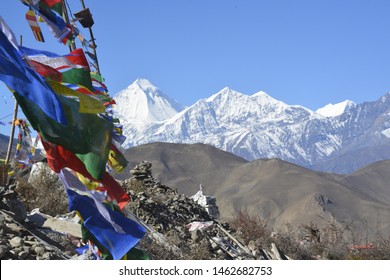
248, 240, 257, 251
34, 245, 45, 255
0, 244, 10, 258
191, 230, 202, 242
18, 250, 29, 259
130, 161, 153, 180
5, 222, 23, 233
40, 251, 53, 260
9, 236, 23, 247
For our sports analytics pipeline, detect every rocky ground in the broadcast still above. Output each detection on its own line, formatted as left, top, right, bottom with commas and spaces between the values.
0, 161, 288, 260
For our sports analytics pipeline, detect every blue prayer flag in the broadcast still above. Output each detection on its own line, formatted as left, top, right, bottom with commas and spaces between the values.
60, 169, 146, 260
0, 29, 67, 125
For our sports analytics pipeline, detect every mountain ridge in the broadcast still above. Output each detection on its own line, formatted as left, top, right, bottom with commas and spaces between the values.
118, 142, 390, 238
113, 79, 390, 174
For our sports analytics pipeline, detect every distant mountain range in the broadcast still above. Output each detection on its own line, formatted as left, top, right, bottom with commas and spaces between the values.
113, 79, 390, 174
117, 142, 390, 238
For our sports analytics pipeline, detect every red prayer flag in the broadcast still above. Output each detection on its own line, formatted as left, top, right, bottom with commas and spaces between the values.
40, 136, 130, 209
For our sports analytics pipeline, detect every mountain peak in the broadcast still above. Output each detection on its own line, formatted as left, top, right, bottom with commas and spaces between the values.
251, 90, 269, 97
220, 86, 233, 93
113, 79, 184, 125
206, 87, 242, 102
316, 100, 356, 117
128, 78, 157, 91
251, 90, 279, 102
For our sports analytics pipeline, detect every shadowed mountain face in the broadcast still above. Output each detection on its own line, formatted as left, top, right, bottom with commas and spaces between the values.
119, 142, 248, 194
119, 142, 390, 238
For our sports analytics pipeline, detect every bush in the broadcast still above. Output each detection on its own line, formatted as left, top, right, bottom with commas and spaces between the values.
230, 209, 271, 246
15, 163, 68, 216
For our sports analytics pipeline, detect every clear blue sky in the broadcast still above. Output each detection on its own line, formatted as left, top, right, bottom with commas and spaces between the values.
1, 0, 390, 137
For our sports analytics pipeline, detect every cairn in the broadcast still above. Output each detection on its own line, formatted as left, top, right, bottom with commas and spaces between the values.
130, 161, 153, 181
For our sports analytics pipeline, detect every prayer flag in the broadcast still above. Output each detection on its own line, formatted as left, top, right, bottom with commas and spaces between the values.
26, 8, 45, 42
21, 46, 97, 94
40, 0, 63, 15
0, 29, 67, 125
26, 60, 62, 82
29, 2, 73, 44
40, 137, 130, 207
47, 80, 105, 114
59, 168, 145, 260
108, 144, 128, 174
13, 91, 112, 179
0, 16, 18, 49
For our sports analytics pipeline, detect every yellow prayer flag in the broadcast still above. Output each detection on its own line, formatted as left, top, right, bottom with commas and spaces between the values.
48, 81, 105, 114
108, 149, 127, 173
76, 172, 99, 191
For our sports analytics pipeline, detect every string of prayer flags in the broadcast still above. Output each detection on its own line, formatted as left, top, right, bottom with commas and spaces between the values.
25, 1, 74, 45
77, 33, 89, 48
86, 51, 97, 62
25, 8, 45, 42
13, 120, 38, 170
6, 3, 144, 259
15, 128, 23, 158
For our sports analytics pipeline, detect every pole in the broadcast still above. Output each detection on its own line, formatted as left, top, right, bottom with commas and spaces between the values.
5, 35, 22, 165
4, 101, 18, 165
62, 0, 76, 51
80, 0, 101, 75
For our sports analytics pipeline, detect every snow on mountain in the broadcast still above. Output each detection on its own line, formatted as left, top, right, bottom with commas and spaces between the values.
112, 79, 185, 146
316, 100, 356, 117
113, 78, 184, 124
113, 80, 390, 173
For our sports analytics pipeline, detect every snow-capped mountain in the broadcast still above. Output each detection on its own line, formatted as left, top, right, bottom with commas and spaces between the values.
113, 79, 390, 173
114, 78, 184, 123
316, 100, 356, 117
113, 79, 184, 142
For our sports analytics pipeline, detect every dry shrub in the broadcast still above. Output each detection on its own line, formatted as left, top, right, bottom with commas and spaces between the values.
16, 163, 68, 216
271, 223, 314, 260
185, 239, 215, 260
271, 221, 390, 260
230, 209, 271, 246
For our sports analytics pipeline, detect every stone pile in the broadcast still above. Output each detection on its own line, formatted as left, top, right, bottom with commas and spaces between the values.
130, 160, 153, 180
0, 184, 74, 260
122, 161, 289, 260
